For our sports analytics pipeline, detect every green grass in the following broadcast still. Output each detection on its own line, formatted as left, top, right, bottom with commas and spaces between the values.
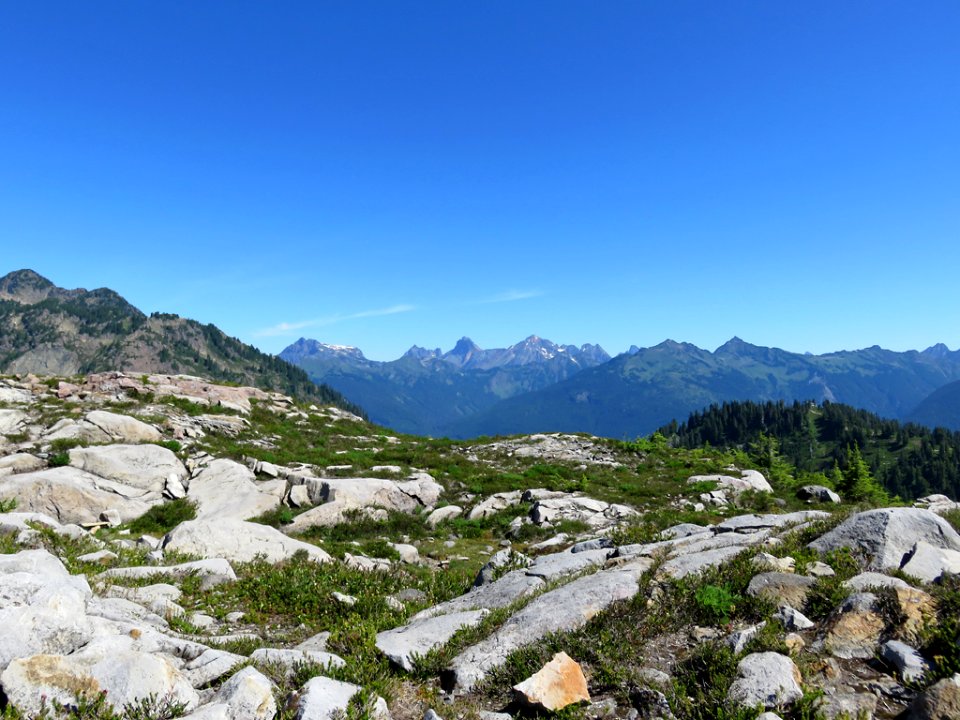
126, 499, 197, 536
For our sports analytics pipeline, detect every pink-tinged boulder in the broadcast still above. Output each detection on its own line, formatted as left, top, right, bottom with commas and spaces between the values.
512, 652, 590, 711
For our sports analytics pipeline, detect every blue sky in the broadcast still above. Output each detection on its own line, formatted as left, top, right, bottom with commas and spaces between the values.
2, 2, 958, 360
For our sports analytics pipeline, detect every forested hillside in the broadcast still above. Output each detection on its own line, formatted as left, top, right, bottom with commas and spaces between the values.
660, 399, 960, 500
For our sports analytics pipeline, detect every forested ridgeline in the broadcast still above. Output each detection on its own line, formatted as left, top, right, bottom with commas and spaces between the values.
659, 399, 960, 500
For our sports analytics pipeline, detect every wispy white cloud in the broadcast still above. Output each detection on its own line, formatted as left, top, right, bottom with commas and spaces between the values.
478, 289, 545, 304
254, 304, 416, 337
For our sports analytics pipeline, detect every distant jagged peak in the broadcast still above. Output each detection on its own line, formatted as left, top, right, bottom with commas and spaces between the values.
280, 337, 366, 361
922, 342, 954, 358
402, 345, 442, 361
442, 337, 483, 368
715, 336, 759, 354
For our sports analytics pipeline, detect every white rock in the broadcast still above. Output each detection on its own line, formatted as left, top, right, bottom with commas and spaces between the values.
1, 642, 200, 716
163, 519, 331, 564
211, 666, 277, 720
426, 505, 462, 528
187, 459, 282, 520
84, 410, 162, 443
900, 540, 960, 583
727, 652, 803, 709
294, 676, 389, 719
69, 443, 187, 500
881, 640, 930, 683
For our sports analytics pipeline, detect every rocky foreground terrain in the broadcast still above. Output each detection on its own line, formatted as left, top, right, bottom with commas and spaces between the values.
2, 372, 960, 719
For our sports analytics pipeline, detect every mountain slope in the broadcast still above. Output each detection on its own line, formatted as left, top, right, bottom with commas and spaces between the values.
661, 398, 960, 500
907, 380, 960, 431
0, 269, 362, 413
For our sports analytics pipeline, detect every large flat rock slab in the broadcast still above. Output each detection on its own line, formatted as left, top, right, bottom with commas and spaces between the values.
187, 459, 283, 520
445, 563, 648, 691
809, 507, 960, 571
376, 609, 489, 672
69, 443, 187, 501
0, 466, 155, 525
163, 519, 331, 564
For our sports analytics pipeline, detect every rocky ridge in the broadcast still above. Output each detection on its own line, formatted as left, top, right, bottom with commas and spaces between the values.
2, 372, 960, 719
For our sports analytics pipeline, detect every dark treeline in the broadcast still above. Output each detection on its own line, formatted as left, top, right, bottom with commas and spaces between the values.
660, 399, 960, 500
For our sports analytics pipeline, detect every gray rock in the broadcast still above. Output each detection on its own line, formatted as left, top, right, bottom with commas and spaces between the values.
726, 622, 767, 654
659, 523, 709, 540
83, 410, 163, 443
727, 652, 803, 709
525, 547, 610, 581
163, 519, 331, 564
468, 491, 523, 519
0, 453, 45, 473
773, 606, 814, 631
659, 545, 751, 579
414, 569, 544, 621
715, 511, 829, 534
376, 609, 489, 672
446, 565, 646, 691
570, 538, 613, 553
809, 507, 960, 572
805, 561, 835, 577
0, 549, 94, 671
184, 649, 247, 687
688, 471, 773, 494
881, 640, 930, 683
902, 672, 960, 719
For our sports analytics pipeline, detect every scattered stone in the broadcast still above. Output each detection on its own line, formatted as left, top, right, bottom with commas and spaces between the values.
773, 606, 814, 631
805, 561, 835, 577
814, 692, 878, 720
512, 651, 590, 711
250, 648, 345, 674
752, 553, 796, 573
332, 591, 357, 606
881, 640, 930, 683
726, 622, 766, 654
746, 572, 816, 608
98, 558, 237, 589
445, 565, 646, 691
727, 652, 803, 709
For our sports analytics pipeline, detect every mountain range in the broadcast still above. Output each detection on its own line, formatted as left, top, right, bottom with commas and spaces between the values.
0, 269, 361, 413
284, 335, 960, 438
279, 336, 610, 436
